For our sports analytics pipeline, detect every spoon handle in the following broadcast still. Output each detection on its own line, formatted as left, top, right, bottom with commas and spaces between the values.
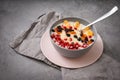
83, 6, 118, 29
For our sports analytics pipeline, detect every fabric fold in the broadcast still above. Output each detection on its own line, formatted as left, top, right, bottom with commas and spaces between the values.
9, 11, 62, 70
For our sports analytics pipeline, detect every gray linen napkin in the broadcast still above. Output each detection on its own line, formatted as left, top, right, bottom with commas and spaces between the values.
9, 11, 62, 69
9, 11, 120, 80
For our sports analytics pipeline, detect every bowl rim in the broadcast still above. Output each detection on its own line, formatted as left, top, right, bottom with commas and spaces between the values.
49, 17, 98, 51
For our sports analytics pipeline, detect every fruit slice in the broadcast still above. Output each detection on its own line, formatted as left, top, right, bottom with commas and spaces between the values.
68, 31, 76, 35
86, 30, 94, 36
81, 33, 87, 41
74, 21, 80, 29
83, 26, 90, 32
64, 20, 70, 28
87, 40, 92, 45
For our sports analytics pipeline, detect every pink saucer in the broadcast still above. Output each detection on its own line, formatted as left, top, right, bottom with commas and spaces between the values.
40, 30, 103, 68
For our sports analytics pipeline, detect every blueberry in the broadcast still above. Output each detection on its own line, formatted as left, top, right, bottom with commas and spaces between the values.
57, 29, 62, 32
66, 34, 70, 37
51, 29, 55, 32
85, 37, 88, 41
57, 26, 63, 30
65, 28, 74, 33
57, 25, 61, 28
81, 40, 84, 42
74, 35, 78, 38
84, 40, 87, 43
90, 39, 94, 42
77, 37, 81, 41
80, 30, 83, 36
57, 26, 63, 32
71, 42, 74, 45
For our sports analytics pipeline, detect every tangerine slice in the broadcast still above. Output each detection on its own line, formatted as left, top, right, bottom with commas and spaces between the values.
86, 30, 94, 36
74, 21, 80, 28
68, 31, 76, 34
64, 20, 70, 28
87, 40, 92, 45
81, 33, 87, 41
83, 26, 90, 32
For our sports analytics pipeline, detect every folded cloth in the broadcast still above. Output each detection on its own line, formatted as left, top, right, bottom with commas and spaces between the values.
9, 11, 120, 80
9, 11, 62, 70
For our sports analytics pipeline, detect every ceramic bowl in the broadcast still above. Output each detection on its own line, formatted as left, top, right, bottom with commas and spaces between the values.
49, 17, 97, 58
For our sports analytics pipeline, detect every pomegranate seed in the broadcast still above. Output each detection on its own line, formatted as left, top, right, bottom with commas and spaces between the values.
75, 47, 78, 49
59, 40, 63, 43
55, 37, 57, 40
69, 26, 72, 29
69, 38, 72, 41
51, 35, 53, 39
53, 38, 55, 41
75, 44, 79, 48
61, 25, 64, 28
63, 26, 67, 29
89, 36, 92, 38
78, 44, 81, 47
75, 43, 81, 48
74, 28, 77, 30
75, 42, 79, 45
62, 42, 66, 47
56, 34, 60, 38
69, 46, 73, 49
64, 42, 66, 45
51, 34, 55, 39
82, 45, 84, 48
66, 42, 69, 47
64, 38, 67, 41
82, 44, 88, 48
68, 43, 75, 49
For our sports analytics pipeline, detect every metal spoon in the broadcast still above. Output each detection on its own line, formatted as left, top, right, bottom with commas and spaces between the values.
82, 6, 118, 29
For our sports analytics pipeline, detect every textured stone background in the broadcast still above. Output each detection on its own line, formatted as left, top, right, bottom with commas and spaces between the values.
0, 0, 120, 80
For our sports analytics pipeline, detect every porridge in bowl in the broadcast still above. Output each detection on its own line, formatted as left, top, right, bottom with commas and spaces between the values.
50, 20, 94, 50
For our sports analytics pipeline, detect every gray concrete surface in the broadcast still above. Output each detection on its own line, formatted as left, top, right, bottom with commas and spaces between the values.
0, 0, 120, 80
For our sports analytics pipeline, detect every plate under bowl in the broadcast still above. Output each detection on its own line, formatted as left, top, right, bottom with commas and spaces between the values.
40, 30, 103, 68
